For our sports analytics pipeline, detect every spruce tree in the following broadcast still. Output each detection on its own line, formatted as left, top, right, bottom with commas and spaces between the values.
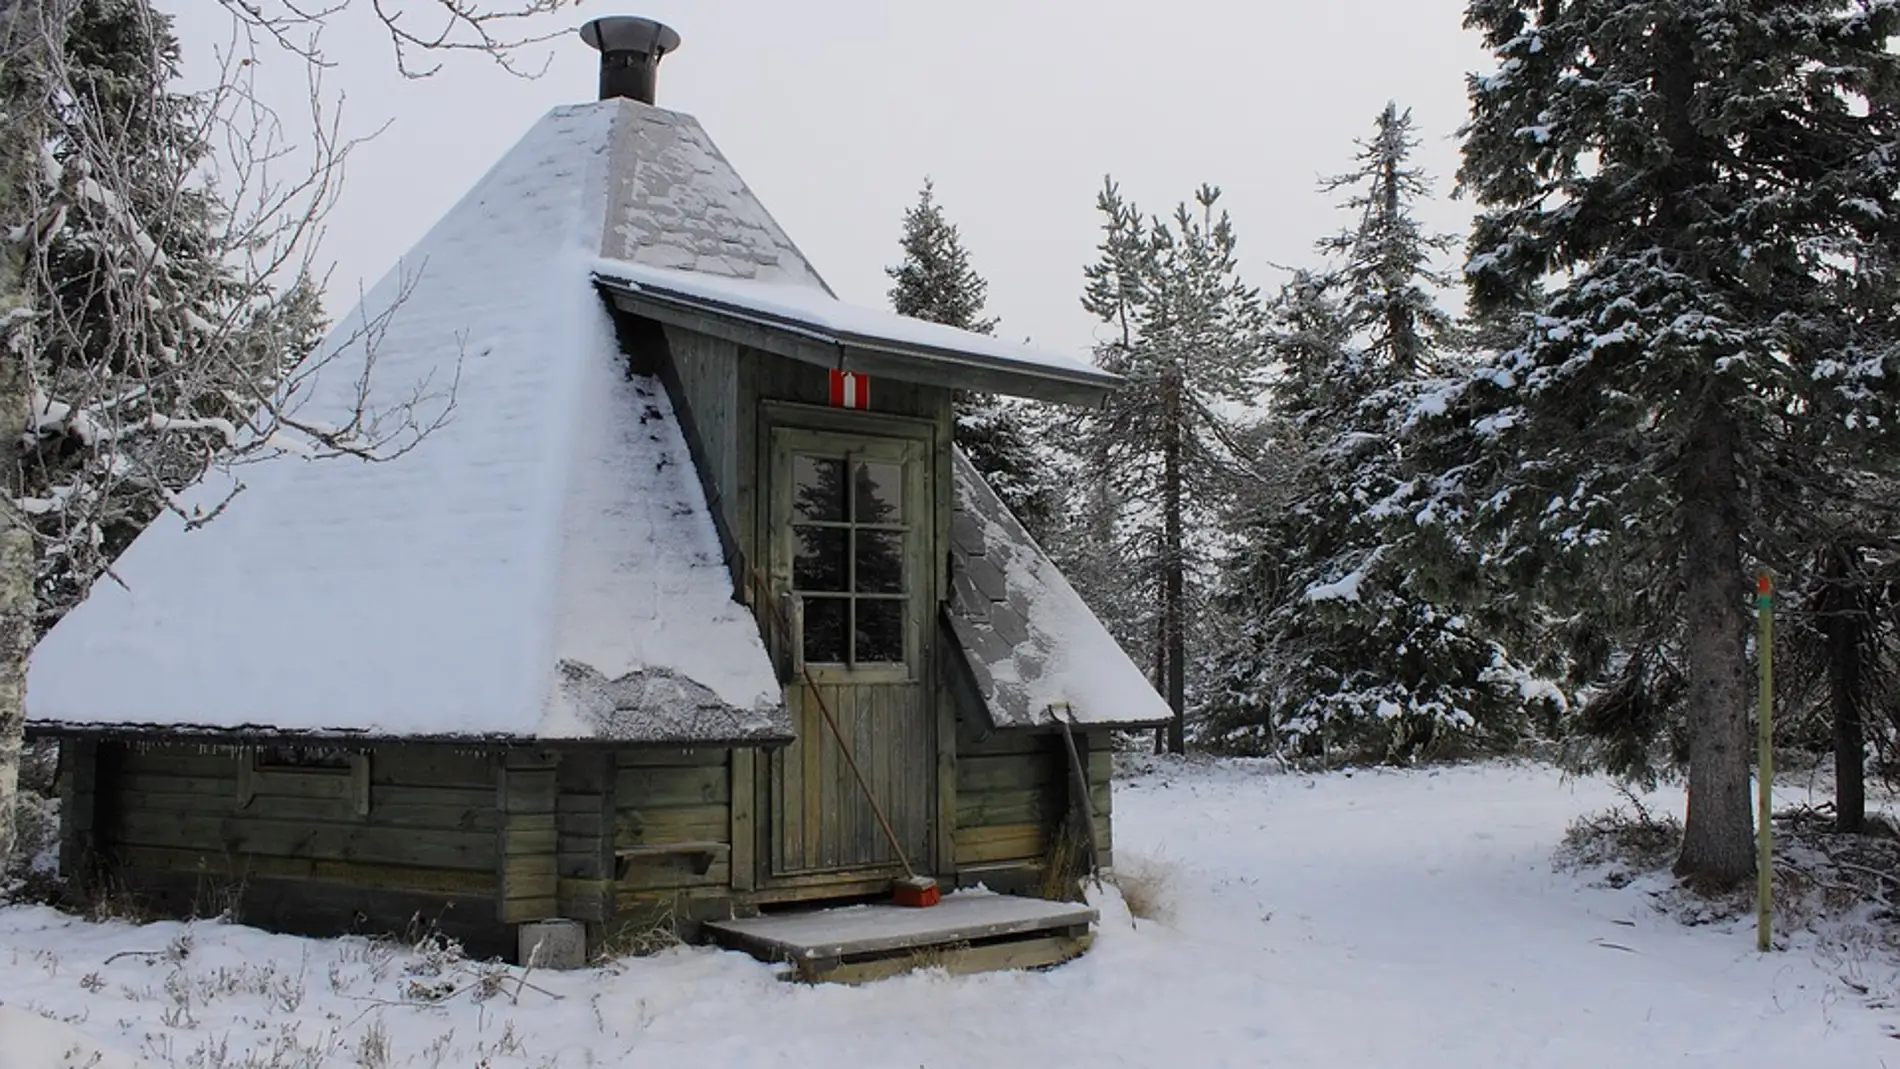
1319, 103, 1458, 372
886, 180, 1059, 540
1205, 108, 1528, 762
1075, 179, 1270, 753
1455, 0, 1900, 886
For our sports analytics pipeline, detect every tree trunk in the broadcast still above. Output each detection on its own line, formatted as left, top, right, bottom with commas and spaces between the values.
0, 0, 60, 870
1822, 544, 1866, 834
1831, 633, 1867, 835
1152, 613, 1167, 755
1672, 403, 1756, 888
1161, 362, 1186, 755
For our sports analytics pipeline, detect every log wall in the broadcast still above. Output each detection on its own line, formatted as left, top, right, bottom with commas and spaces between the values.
951, 726, 1112, 893
87, 740, 508, 956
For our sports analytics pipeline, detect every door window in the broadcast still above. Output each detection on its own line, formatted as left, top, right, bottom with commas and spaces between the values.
790, 453, 909, 667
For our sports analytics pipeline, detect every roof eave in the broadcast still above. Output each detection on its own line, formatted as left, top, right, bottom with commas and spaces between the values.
595, 274, 1119, 407
25, 720, 797, 749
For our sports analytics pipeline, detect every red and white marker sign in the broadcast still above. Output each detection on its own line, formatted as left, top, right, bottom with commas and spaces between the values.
829, 369, 869, 410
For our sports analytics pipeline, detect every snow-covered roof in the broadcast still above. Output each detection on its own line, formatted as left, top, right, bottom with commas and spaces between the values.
27, 100, 790, 743
593, 263, 1120, 406
945, 451, 1173, 731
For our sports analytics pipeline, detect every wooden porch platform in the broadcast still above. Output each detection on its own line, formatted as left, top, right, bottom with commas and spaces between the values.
704, 893, 1097, 983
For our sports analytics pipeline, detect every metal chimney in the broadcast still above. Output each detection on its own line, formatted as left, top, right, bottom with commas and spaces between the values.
579, 16, 680, 104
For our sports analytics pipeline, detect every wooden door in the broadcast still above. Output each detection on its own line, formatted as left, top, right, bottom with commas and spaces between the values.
767, 427, 934, 879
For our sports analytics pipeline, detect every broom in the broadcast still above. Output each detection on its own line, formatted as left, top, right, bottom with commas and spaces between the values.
754, 570, 940, 908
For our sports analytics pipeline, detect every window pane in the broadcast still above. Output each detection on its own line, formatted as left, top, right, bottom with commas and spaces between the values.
855, 531, 905, 593
802, 597, 848, 664
793, 527, 848, 592
855, 600, 905, 663
793, 456, 845, 522
854, 461, 904, 524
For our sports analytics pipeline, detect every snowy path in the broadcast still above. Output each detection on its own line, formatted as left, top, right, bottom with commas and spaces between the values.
1114, 762, 1884, 1067
0, 761, 1892, 1067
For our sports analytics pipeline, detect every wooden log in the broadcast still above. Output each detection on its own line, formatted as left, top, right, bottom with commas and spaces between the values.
798, 934, 1092, 984
616, 804, 732, 845
110, 811, 496, 870
955, 729, 1054, 758
557, 751, 616, 924
614, 859, 732, 893
111, 844, 497, 896
499, 896, 559, 924
115, 867, 509, 960
503, 769, 558, 815
615, 764, 731, 807
615, 748, 730, 769
111, 788, 499, 832
371, 748, 496, 789
955, 788, 1052, 828
729, 748, 757, 892
956, 753, 1059, 793
953, 823, 1046, 865
498, 752, 560, 924
501, 857, 559, 900
57, 739, 98, 882
113, 748, 240, 779
936, 681, 959, 877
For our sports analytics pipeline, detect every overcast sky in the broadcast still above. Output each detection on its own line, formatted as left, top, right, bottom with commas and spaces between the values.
173, 0, 1492, 360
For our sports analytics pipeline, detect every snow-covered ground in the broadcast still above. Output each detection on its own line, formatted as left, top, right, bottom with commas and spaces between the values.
1, 761, 1893, 1067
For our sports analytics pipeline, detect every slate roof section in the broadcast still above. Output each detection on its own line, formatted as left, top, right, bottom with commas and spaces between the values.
27, 100, 789, 745
598, 104, 830, 291
945, 451, 1175, 731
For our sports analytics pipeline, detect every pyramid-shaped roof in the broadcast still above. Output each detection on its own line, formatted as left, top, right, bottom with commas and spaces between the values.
27, 98, 1138, 742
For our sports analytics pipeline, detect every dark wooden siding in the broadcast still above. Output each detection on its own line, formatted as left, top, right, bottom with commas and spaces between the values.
613, 747, 735, 926
556, 751, 616, 924
664, 327, 744, 548
661, 326, 956, 593
499, 750, 558, 923
952, 727, 1113, 884
91, 741, 508, 956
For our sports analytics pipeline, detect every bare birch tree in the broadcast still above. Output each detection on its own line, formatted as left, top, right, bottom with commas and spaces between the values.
0, 0, 575, 869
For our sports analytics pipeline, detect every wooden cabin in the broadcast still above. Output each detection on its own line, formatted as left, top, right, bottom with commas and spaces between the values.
26, 18, 1171, 972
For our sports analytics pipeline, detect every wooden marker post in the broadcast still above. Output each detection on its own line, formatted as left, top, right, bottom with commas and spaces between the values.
1757, 572, 1775, 953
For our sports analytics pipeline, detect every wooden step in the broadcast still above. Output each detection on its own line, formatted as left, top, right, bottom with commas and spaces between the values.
704, 892, 1097, 983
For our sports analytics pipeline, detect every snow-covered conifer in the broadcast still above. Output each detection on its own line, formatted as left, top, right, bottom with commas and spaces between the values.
1451, 0, 1900, 886
1206, 105, 1535, 763
1071, 179, 1270, 753
26, 0, 328, 627
886, 179, 1058, 538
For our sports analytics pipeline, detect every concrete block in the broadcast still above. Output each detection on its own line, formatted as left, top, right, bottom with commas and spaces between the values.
518, 919, 587, 969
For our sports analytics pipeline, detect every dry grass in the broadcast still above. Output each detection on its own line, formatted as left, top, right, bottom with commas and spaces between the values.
1112, 855, 1177, 924
593, 900, 684, 964
1555, 795, 1683, 888
901, 940, 970, 975
1037, 821, 1091, 903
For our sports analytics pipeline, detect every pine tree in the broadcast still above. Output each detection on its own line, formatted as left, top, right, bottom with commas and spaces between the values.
1074, 178, 1270, 753
886, 179, 1059, 538
1455, 0, 1900, 886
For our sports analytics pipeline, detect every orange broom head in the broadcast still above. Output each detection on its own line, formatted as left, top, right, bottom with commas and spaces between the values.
893, 875, 941, 908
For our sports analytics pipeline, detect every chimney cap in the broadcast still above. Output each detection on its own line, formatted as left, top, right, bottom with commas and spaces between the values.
580, 16, 680, 57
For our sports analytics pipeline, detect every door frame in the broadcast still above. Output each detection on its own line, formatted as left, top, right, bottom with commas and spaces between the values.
751, 400, 946, 891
